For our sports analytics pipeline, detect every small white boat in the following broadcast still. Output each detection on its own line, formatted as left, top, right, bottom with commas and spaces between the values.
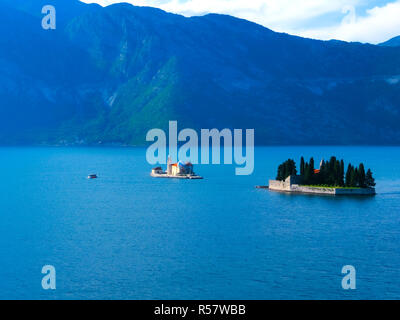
87, 174, 98, 179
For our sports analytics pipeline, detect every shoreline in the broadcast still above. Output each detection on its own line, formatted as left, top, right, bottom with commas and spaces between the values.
151, 173, 203, 180
268, 180, 376, 196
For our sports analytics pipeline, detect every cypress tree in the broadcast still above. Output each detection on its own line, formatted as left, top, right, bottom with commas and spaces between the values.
328, 156, 337, 185
333, 160, 340, 186
340, 160, 345, 187
309, 158, 315, 184
310, 158, 315, 171
318, 160, 325, 185
300, 157, 305, 176
352, 167, 359, 187
329, 156, 336, 168
366, 169, 376, 187
304, 163, 310, 184
358, 163, 366, 188
345, 164, 352, 187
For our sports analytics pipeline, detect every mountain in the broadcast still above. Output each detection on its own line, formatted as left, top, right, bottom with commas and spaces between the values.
1, 0, 400, 145
380, 36, 400, 47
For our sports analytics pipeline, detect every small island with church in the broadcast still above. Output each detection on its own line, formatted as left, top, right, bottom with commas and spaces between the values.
264, 156, 376, 195
151, 156, 203, 180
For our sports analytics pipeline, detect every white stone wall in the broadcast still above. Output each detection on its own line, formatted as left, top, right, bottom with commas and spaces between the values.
269, 183, 376, 195
269, 180, 292, 191
268, 175, 376, 195
292, 185, 336, 195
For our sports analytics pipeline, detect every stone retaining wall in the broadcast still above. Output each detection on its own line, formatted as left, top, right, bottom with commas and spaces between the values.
268, 179, 376, 196
292, 185, 336, 195
268, 179, 292, 191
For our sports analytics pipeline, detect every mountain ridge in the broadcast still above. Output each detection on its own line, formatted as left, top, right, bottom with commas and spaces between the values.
1, 0, 400, 145
380, 36, 400, 47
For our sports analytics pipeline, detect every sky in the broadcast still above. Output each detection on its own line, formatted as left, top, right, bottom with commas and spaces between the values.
81, 0, 400, 44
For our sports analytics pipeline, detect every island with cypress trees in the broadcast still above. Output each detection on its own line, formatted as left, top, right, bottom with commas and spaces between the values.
268, 156, 376, 195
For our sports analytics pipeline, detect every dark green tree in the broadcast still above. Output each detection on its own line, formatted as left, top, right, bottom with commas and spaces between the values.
276, 164, 284, 181
365, 169, 376, 187
309, 157, 315, 184
358, 163, 366, 188
287, 159, 297, 177
317, 160, 326, 185
333, 160, 340, 186
353, 167, 359, 187
345, 164, 353, 187
328, 156, 337, 185
300, 157, 305, 176
310, 158, 315, 171
304, 163, 311, 184
340, 160, 345, 186
276, 159, 297, 181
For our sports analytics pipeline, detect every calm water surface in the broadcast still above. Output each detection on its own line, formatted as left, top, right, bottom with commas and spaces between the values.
0, 146, 400, 299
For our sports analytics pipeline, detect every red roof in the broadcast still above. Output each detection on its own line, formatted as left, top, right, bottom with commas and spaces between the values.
314, 169, 320, 174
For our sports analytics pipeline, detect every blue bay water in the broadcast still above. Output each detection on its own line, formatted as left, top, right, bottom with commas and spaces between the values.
0, 146, 400, 300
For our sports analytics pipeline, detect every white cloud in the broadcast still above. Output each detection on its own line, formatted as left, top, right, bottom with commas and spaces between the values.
299, 1, 400, 43
81, 0, 400, 44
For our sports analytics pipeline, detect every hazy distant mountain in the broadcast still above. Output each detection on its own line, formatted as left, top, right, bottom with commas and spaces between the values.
1, 0, 400, 145
380, 36, 400, 47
